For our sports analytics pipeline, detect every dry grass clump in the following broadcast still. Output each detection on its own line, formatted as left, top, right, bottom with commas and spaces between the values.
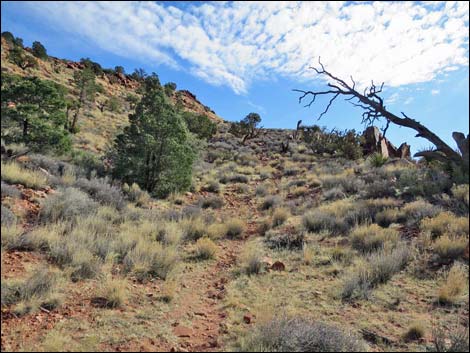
433, 234, 468, 262
200, 195, 224, 209
341, 244, 411, 300
1, 205, 17, 227
237, 316, 366, 352
375, 208, 401, 227
40, 187, 98, 224
2, 268, 63, 315
350, 224, 400, 253
194, 237, 218, 260
265, 229, 304, 250
260, 195, 281, 210
123, 241, 178, 281
400, 200, 441, 225
421, 212, 469, 238
226, 219, 245, 239
239, 245, 263, 275
97, 276, 128, 308
182, 216, 207, 241
1, 161, 48, 189
403, 322, 426, 342
272, 207, 289, 227
437, 263, 468, 305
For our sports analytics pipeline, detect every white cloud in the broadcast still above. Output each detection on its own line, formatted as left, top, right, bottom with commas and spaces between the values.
431, 89, 440, 95
24, 1, 469, 94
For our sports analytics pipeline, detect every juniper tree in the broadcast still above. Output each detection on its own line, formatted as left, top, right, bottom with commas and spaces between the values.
111, 74, 195, 198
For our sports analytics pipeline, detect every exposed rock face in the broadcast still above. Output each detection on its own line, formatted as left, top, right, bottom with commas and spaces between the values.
362, 126, 411, 159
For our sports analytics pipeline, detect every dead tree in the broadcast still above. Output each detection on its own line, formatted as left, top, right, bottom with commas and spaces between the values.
293, 58, 469, 173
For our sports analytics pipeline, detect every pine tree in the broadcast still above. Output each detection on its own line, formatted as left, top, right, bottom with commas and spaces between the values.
111, 74, 195, 198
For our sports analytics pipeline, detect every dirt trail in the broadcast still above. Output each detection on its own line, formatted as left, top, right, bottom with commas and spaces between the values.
166, 155, 265, 352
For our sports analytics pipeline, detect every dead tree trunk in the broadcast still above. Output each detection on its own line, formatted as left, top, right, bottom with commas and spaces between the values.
294, 58, 468, 172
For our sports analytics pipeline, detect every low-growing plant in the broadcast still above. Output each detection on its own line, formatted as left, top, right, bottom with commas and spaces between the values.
194, 237, 218, 260
200, 196, 224, 209
403, 322, 426, 342
272, 208, 289, 227
40, 187, 98, 224
1, 206, 17, 227
182, 217, 207, 241
437, 263, 468, 305
226, 219, 245, 239
350, 224, 400, 253
1, 161, 48, 189
341, 245, 411, 300
265, 229, 304, 250
433, 234, 468, 262
240, 246, 263, 275
421, 212, 469, 238
98, 276, 128, 308
237, 316, 366, 351
260, 195, 281, 210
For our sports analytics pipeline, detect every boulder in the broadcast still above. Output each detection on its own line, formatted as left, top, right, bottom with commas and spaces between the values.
362, 126, 410, 159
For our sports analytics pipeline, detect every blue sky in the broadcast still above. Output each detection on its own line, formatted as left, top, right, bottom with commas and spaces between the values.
2, 1, 469, 155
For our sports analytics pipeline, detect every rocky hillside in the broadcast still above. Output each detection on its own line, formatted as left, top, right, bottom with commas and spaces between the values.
1, 38, 223, 154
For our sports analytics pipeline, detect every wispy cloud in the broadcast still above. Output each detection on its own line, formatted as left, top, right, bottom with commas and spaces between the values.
24, 1, 469, 94
431, 89, 440, 95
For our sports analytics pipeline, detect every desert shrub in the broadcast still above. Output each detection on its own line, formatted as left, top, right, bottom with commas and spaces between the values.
341, 245, 411, 300
220, 174, 249, 184
202, 179, 220, 193
123, 241, 178, 281
400, 200, 441, 225
367, 152, 388, 168
375, 208, 401, 227
122, 182, 151, 206
360, 179, 395, 199
200, 196, 224, 209
429, 323, 469, 352
265, 229, 304, 250
433, 235, 468, 262
261, 195, 281, 210
450, 184, 469, 214
1, 161, 48, 189
403, 322, 426, 342
240, 246, 263, 275
70, 249, 101, 281
238, 316, 366, 352
1, 182, 21, 198
234, 183, 249, 194
98, 276, 128, 308
1, 206, 17, 227
421, 212, 469, 238
226, 219, 245, 239
75, 177, 125, 209
182, 111, 217, 140
302, 210, 347, 235
255, 184, 268, 196
396, 167, 451, 199
272, 208, 289, 227
323, 187, 346, 201
437, 263, 468, 305
350, 224, 399, 253
194, 237, 218, 260
2, 268, 59, 307
40, 187, 98, 224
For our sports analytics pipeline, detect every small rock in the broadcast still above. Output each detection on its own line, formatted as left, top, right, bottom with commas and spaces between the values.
243, 314, 252, 324
173, 325, 193, 338
271, 261, 286, 271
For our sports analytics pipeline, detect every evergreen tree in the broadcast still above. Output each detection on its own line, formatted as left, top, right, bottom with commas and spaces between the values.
69, 67, 97, 132
32, 41, 48, 60
1, 74, 71, 153
111, 74, 195, 198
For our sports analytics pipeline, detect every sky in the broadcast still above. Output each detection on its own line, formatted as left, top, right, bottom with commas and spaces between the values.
1, 1, 469, 155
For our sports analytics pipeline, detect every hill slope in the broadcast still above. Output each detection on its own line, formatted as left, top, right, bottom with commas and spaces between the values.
1, 38, 223, 154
